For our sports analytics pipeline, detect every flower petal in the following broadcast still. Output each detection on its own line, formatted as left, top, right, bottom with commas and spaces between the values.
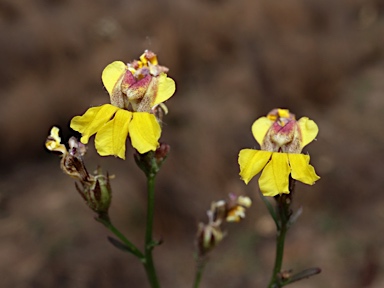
70, 104, 119, 144
259, 153, 290, 196
129, 112, 161, 154
153, 73, 176, 107
101, 61, 126, 95
298, 117, 318, 148
45, 126, 67, 154
102, 62, 130, 108
289, 154, 320, 185
252, 117, 274, 146
125, 74, 151, 100
238, 149, 272, 184
94, 109, 132, 159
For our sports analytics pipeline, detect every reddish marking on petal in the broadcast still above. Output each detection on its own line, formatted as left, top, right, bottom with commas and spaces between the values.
270, 120, 296, 134
121, 70, 137, 90
134, 74, 152, 88
125, 74, 152, 100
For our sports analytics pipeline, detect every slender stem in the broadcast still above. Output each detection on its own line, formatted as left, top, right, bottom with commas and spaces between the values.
143, 174, 160, 288
268, 194, 291, 288
193, 256, 206, 288
96, 214, 144, 259
265, 178, 320, 287
268, 216, 287, 287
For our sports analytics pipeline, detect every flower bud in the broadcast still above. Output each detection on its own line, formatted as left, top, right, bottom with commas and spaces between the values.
134, 143, 170, 177
154, 143, 171, 165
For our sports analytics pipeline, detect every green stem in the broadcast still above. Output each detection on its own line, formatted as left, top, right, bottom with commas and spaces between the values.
268, 194, 291, 288
265, 179, 320, 287
143, 174, 160, 288
193, 256, 206, 288
96, 214, 144, 259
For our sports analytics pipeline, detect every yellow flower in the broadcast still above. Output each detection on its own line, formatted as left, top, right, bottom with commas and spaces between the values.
70, 51, 176, 159
238, 109, 320, 197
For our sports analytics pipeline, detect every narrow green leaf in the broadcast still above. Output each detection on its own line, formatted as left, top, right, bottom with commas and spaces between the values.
260, 192, 279, 229
107, 236, 138, 255
282, 267, 322, 286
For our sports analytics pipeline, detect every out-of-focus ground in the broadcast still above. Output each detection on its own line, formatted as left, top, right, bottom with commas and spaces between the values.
1, 0, 384, 287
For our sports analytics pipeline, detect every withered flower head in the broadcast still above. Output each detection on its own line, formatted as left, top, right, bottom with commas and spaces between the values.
196, 194, 252, 256
45, 127, 112, 214
196, 222, 225, 257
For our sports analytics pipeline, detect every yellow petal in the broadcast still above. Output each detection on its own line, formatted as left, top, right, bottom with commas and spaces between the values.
152, 73, 176, 107
297, 117, 318, 148
237, 196, 252, 208
226, 206, 246, 222
289, 154, 320, 185
70, 104, 119, 144
251, 117, 274, 146
102, 61, 126, 95
50, 126, 61, 143
277, 109, 290, 118
94, 109, 132, 159
125, 74, 152, 101
258, 153, 290, 196
129, 112, 161, 154
45, 126, 67, 154
238, 149, 272, 184
158, 103, 168, 115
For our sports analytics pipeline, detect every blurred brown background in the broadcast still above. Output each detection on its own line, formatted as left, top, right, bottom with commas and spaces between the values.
1, 0, 384, 287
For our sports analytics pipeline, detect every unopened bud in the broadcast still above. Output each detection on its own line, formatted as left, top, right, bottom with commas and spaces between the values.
155, 143, 170, 165
134, 143, 170, 177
